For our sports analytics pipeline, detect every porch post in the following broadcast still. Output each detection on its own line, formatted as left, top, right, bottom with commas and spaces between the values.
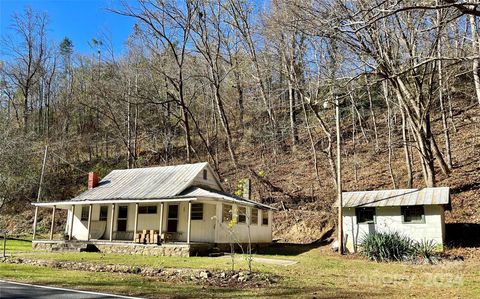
32, 206, 39, 240
50, 205, 56, 240
87, 204, 92, 241
187, 201, 192, 244
69, 205, 75, 240
158, 202, 164, 234
133, 203, 139, 242
109, 203, 115, 241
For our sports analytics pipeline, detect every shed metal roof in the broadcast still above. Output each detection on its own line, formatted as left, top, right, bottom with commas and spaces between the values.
71, 162, 220, 201
341, 187, 450, 208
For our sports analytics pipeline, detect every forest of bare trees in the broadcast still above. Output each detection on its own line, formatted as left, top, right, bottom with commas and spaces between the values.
1, 0, 479, 213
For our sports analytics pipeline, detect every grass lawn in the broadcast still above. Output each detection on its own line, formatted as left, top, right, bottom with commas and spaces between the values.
1, 240, 479, 298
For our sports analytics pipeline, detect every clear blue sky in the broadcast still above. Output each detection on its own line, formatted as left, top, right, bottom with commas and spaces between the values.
0, 0, 268, 59
0, 0, 135, 57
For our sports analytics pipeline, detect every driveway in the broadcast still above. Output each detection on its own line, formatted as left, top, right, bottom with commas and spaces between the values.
0, 280, 141, 299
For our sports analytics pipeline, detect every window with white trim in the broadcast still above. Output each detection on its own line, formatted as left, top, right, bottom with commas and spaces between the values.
81, 206, 89, 221
191, 203, 203, 220
138, 206, 157, 214
222, 204, 232, 223
251, 208, 258, 225
238, 206, 247, 224
262, 210, 269, 225
99, 206, 108, 221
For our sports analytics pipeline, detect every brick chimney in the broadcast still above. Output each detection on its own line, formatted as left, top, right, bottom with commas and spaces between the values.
88, 172, 99, 190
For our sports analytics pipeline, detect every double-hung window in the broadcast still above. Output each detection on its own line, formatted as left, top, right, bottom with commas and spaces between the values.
191, 203, 203, 220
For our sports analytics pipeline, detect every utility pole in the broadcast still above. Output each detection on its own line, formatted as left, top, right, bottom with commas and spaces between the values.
335, 95, 344, 255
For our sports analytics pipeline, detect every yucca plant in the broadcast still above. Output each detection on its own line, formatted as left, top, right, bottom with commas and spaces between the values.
360, 232, 415, 262
414, 239, 437, 264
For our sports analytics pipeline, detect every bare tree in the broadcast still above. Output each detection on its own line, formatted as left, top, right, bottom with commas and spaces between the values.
1, 7, 49, 133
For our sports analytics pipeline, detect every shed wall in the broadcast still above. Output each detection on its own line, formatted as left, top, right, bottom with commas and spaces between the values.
343, 205, 445, 252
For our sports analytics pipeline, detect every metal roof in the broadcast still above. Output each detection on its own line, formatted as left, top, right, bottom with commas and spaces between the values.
341, 187, 450, 208
71, 162, 220, 201
63, 162, 275, 210
179, 187, 275, 210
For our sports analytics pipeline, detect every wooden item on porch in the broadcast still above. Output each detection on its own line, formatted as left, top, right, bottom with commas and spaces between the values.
161, 232, 182, 243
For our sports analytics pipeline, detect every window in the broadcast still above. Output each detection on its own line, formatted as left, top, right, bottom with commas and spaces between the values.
251, 208, 258, 225
167, 205, 179, 232
81, 206, 89, 221
117, 206, 128, 232
203, 169, 208, 180
222, 204, 232, 223
356, 207, 376, 223
191, 203, 203, 220
99, 206, 108, 221
238, 206, 246, 224
402, 206, 425, 223
138, 206, 157, 214
262, 210, 269, 225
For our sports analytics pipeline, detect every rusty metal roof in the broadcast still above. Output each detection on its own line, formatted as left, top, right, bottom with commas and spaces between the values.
71, 162, 222, 201
341, 187, 450, 207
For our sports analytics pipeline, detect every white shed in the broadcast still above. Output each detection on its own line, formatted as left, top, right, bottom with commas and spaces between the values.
31, 162, 275, 256
341, 187, 451, 252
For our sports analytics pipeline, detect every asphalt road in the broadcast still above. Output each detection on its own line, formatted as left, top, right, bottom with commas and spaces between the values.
0, 280, 141, 299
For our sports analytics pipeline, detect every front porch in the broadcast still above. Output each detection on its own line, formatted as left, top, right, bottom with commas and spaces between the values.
32, 199, 205, 246
32, 239, 213, 257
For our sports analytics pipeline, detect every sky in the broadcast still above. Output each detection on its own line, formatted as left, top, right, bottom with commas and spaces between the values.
0, 0, 135, 57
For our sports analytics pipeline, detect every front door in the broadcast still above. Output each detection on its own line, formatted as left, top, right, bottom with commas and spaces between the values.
167, 204, 178, 232
117, 206, 128, 232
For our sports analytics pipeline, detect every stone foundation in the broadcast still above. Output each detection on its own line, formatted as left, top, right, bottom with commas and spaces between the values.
32, 240, 211, 257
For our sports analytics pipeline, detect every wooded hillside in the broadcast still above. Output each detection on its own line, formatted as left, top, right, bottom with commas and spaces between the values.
1, 1, 479, 242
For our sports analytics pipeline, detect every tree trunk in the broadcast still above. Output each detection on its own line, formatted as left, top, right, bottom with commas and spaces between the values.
366, 80, 379, 151
468, 13, 480, 106
401, 107, 413, 188
382, 81, 398, 189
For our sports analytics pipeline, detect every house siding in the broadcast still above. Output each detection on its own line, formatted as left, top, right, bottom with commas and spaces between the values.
343, 205, 445, 252
66, 200, 272, 244
214, 202, 272, 244
192, 166, 222, 190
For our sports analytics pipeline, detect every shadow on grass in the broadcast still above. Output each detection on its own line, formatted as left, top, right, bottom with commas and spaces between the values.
446, 223, 480, 248
258, 227, 334, 256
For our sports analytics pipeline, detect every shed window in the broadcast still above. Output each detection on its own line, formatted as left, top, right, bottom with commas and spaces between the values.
251, 208, 258, 225
356, 207, 375, 223
81, 206, 89, 221
238, 206, 247, 224
222, 204, 232, 223
138, 206, 157, 214
262, 210, 269, 225
191, 203, 203, 220
99, 206, 108, 221
203, 169, 208, 180
402, 206, 425, 223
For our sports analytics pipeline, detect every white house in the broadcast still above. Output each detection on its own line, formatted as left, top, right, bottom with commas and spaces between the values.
341, 187, 450, 252
31, 162, 275, 256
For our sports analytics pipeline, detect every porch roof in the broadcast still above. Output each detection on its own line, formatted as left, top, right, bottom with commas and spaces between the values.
180, 187, 275, 210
